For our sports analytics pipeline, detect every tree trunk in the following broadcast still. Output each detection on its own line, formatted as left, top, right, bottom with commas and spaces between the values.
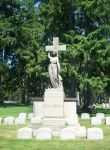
70, 77, 77, 97
0, 74, 4, 105
21, 76, 30, 104
83, 83, 93, 111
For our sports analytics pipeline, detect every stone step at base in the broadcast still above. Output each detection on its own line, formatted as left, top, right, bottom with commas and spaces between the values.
42, 118, 65, 126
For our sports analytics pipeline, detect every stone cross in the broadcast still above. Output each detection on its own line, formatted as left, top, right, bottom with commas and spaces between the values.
45, 37, 66, 52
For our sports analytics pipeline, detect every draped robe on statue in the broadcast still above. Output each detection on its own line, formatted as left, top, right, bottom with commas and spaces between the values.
48, 56, 59, 88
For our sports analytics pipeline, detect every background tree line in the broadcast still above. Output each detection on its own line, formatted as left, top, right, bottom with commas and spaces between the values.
0, 0, 110, 110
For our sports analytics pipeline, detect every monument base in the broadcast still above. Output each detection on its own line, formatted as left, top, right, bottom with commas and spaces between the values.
32, 88, 78, 131
33, 99, 77, 119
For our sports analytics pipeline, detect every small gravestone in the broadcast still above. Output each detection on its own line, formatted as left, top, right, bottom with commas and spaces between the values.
19, 113, 26, 120
65, 117, 79, 126
60, 128, 76, 140
96, 113, 105, 119
75, 126, 86, 137
81, 113, 90, 119
106, 117, 110, 125
28, 113, 33, 120
106, 103, 110, 108
35, 128, 52, 140
102, 103, 105, 108
4, 117, 15, 125
31, 117, 41, 124
0, 117, 2, 125
91, 117, 102, 125
17, 127, 32, 139
87, 128, 103, 140
15, 117, 25, 125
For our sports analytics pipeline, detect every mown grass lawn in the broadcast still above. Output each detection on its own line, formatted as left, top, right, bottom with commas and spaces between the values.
0, 104, 110, 150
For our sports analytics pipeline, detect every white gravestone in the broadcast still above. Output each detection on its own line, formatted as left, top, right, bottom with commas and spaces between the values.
15, 117, 25, 125
4, 117, 15, 125
31, 117, 42, 124
81, 113, 90, 119
0, 117, 2, 125
102, 103, 105, 108
35, 128, 52, 140
87, 128, 103, 140
75, 126, 86, 137
65, 117, 79, 126
106, 117, 110, 125
28, 113, 34, 120
19, 113, 26, 120
91, 117, 102, 125
17, 127, 32, 139
96, 113, 105, 119
105, 103, 110, 108
60, 128, 76, 140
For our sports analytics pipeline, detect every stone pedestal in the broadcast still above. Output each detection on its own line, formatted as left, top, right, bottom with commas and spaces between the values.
64, 100, 77, 118
44, 88, 64, 118
42, 88, 65, 130
33, 101, 44, 118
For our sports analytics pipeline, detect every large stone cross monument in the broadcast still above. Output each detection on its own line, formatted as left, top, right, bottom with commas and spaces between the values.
44, 37, 66, 118
33, 37, 78, 131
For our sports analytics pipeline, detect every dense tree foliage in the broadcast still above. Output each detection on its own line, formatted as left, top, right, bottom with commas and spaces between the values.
0, 0, 110, 109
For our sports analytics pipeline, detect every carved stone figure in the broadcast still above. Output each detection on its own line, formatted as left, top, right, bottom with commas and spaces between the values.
45, 37, 66, 88
48, 51, 60, 88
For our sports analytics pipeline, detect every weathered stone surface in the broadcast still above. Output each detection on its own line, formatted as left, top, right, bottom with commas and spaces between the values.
31, 117, 42, 124
42, 118, 65, 126
17, 127, 32, 139
4, 116, 15, 125
96, 113, 105, 119
65, 117, 79, 126
64, 102, 77, 118
81, 113, 90, 119
19, 113, 26, 120
106, 116, 110, 125
33, 102, 44, 118
87, 128, 103, 140
35, 128, 52, 140
15, 117, 25, 125
60, 128, 76, 140
91, 117, 102, 125
44, 88, 64, 118
28, 113, 33, 120
75, 126, 86, 137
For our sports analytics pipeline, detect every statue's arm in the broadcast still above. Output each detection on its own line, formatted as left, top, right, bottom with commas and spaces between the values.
48, 52, 51, 59
57, 57, 60, 70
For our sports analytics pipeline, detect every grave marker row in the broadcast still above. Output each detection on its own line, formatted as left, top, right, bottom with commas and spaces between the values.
17, 127, 103, 140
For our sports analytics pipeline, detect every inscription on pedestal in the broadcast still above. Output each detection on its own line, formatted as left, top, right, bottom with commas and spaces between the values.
44, 89, 64, 118
44, 104, 63, 108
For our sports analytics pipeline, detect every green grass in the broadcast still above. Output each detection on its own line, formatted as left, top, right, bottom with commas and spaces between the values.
0, 104, 110, 150
0, 104, 32, 117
